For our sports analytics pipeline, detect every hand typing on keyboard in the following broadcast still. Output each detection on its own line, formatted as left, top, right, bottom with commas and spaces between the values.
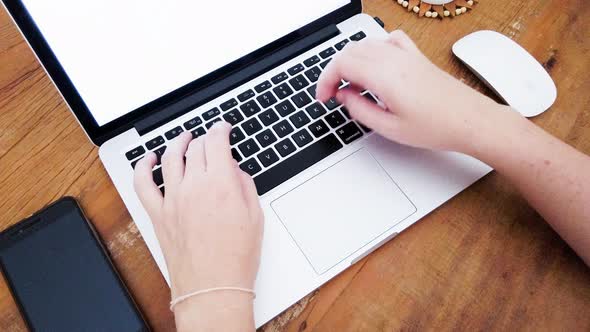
316, 30, 501, 154
317, 30, 590, 269
127, 30, 590, 331
133, 122, 263, 331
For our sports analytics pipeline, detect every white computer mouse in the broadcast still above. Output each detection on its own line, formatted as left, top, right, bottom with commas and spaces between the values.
452, 30, 557, 117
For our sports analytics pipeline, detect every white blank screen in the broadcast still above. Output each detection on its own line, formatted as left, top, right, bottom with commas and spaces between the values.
22, 0, 350, 125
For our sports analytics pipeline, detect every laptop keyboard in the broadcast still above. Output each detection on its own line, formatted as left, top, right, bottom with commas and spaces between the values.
125, 31, 377, 196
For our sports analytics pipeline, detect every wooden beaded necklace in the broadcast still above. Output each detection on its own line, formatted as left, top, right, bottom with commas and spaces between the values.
394, 0, 478, 18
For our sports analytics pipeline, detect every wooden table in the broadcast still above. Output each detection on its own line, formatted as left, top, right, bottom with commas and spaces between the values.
1, 0, 589, 330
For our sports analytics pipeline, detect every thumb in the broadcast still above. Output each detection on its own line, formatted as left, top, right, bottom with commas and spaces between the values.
336, 89, 398, 135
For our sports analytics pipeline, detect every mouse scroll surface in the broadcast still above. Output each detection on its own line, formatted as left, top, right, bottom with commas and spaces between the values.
452, 30, 557, 117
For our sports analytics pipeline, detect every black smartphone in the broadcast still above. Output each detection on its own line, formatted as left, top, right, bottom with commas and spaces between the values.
0, 197, 150, 331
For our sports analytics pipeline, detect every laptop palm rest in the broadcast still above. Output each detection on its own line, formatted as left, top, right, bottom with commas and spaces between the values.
271, 148, 417, 274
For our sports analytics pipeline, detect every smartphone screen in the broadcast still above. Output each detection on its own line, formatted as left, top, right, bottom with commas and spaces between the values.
0, 198, 148, 331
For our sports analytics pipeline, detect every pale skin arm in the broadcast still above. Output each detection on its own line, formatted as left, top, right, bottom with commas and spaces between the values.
465, 108, 590, 265
132, 30, 590, 331
316, 30, 590, 265
134, 124, 261, 332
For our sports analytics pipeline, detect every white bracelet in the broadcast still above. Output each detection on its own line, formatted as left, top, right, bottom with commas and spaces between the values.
170, 287, 256, 311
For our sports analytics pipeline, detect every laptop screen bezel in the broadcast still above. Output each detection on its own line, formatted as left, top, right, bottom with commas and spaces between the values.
1, 1, 362, 145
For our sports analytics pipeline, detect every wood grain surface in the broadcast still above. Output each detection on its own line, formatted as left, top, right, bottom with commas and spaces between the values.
1, 0, 589, 331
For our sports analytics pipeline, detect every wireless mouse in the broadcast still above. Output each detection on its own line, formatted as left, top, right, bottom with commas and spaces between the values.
452, 30, 557, 117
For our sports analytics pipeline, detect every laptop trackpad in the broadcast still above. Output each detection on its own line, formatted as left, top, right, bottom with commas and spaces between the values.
271, 149, 417, 274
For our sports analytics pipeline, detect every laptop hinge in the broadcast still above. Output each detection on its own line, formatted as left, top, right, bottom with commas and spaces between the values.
135, 24, 341, 136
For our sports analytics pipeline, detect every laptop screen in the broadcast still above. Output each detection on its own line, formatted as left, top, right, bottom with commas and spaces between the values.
20, 0, 350, 126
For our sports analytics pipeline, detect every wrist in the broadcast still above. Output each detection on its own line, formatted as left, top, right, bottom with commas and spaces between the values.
456, 103, 524, 159
174, 291, 255, 332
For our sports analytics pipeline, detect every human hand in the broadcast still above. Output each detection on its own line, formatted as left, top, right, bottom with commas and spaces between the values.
316, 30, 508, 153
133, 122, 264, 308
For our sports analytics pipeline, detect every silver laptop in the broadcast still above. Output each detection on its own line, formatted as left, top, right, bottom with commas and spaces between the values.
3, 0, 492, 326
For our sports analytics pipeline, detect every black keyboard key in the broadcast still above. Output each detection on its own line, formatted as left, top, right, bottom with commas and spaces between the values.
274, 138, 297, 158
145, 136, 165, 150
320, 59, 332, 69
230, 127, 246, 145
340, 106, 351, 119
154, 146, 167, 165
205, 118, 222, 129
254, 80, 272, 93
237, 90, 255, 102
350, 31, 366, 41
304, 67, 322, 83
259, 109, 279, 126
363, 93, 378, 104
335, 39, 350, 51
257, 91, 278, 108
255, 134, 343, 195
287, 63, 304, 76
289, 111, 311, 129
130, 157, 143, 169
273, 83, 293, 100
240, 158, 262, 176
165, 126, 183, 140
238, 138, 261, 158
242, 117, 263, 135
231, 148, 242, 163
272, 120, 295, 138
336, 122, 364, 144
160, 186, 165, 196
325, 97, 341, 110
319, 47, 336, 59
303, 55, 321, 67
291, 91, 312, 108
240, 100, 262, 117
358, 122, 372, 133
275, 100, 296, 117
307, 84, 317, 99
292, 128, 313, 147
325, 111, 346, 128
183, 116, 203, 130
309, 119, 330, 138
255, 129, 277, 148
288, 75, 310, 91
152, 167, 164, 186
203, 108, 221, 121
223, 109, 245, 125
191, 127, 206, 139
220, 98, 238, 111
257, 149, 280, 168
271, 72, 289, 84
305, 102, 327, 119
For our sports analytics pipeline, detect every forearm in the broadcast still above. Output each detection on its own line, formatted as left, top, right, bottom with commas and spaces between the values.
462, 105, 590, 264
174, 292, 255, 332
